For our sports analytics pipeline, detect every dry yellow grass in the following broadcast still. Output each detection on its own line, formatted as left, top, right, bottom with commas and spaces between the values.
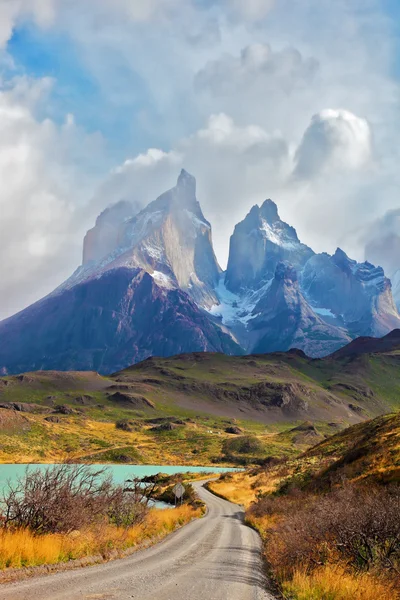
283, 564, 399, 600
208, 469, 279, 508
0, 505, 200, 570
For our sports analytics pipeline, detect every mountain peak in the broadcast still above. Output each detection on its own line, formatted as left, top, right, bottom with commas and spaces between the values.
177, 169, 196, 196
260, 199, 279, 223
245, 199, 279, 226
226, 199, 313, 292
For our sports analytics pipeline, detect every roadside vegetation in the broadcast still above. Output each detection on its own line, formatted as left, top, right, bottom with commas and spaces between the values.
0, 465, 203, 570
209, 413, 400, 600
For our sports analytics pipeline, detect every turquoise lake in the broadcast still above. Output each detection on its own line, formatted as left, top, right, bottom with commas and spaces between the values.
0, 464, 236, 492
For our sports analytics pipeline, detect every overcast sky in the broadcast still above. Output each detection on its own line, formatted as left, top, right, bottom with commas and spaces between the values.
1, 0, 400, 318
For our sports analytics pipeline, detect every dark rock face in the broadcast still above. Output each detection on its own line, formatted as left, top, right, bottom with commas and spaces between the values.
225, 426, 243, 435
0, 268, 241, 375
248, 262, 350, 357
301, 248, 400, 337
330, 328, 400, 359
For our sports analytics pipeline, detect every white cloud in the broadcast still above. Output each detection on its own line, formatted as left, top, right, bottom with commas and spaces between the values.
0, 0, 55, 48
364, 209, 400, 277
196, 42, 319, 97
294, 109, 372, 178
0, 75, 105, 319
95, 109, 377, 269
1, 0, 400, 318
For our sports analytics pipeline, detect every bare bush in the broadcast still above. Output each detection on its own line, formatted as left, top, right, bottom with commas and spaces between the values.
262, 484, 400, 580
1, 465, 150, 533
108, 489, 148, 527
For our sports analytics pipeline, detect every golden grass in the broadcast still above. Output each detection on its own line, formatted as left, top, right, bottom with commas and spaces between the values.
283, 564, 399, 600
208, 469, 280, 508
0, 505, 200, 570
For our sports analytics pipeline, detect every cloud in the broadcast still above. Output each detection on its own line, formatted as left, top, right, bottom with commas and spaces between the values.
93, 112, 291, 266
0, 0, 55, 48
0, 75, 105, 319
364, 210, 400, 277
1, 0, 400, 318
224, 0, 275, 22
294, 109, 372, 179
195, 42, 319, 96
0, 0, 184, 49
95, 107, 379, 271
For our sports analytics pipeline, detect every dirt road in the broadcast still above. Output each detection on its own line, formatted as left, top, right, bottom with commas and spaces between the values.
0, 482, 275, 600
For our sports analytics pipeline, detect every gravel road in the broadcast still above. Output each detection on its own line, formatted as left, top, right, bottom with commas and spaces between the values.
0, 481, 275, 600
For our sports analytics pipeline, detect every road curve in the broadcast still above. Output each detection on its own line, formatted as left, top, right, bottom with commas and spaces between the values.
0, 482, 275, 600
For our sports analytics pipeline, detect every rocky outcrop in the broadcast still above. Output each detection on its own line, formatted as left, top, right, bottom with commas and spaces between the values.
301, 248, 400, 337
248, 262, 350, 356
72, 170, 221, 309
225, 200, 314, 293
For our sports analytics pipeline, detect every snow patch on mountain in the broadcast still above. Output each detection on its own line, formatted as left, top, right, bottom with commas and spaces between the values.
185, 209, 211, 230
123, 210, 164, 247
207, 275, 271, 325
313, 307, 337, 319
151, 271, 173, 287
260, 219, 299, 250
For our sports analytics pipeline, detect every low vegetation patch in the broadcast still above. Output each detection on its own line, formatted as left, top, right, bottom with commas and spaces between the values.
211, 413, 400, 600
0, 465, 203, 570
0, 505, 199, 569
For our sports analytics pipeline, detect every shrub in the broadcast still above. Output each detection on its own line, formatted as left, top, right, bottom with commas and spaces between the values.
263, 484, 400, 580
116, 419, 134, 432
222, 435, 264, 456
1, 465, 149, 533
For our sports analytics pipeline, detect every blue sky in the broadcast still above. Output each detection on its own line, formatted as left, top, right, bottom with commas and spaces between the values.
1, 0, 400, 318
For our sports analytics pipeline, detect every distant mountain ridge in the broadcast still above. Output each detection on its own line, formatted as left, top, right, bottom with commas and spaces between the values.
0, 169, 399, 374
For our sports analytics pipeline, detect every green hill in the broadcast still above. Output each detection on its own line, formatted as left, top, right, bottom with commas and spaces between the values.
1, 332, 400, 464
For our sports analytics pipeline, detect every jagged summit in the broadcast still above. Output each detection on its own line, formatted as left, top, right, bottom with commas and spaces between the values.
142, 169, 202, 216
260, 199, 280, 222
302, 249, 400, 337
238, 200, 280, 231
177, 168, 196, 195
225, 199, 313, 292
247, 260, 350, 356
58, 170, 220, 309
1, 169, 400, 376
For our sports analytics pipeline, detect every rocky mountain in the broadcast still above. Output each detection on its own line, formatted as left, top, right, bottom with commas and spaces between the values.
391, 270, 400, 311
210, 200, 400, 356
247, 262, 350, 356
82, 200, 138, 264
301, 249, 400, 337
0, 169, 399, 374
225, 200, 314, 292
0, 268, 240, 375
64, 169, 220, 309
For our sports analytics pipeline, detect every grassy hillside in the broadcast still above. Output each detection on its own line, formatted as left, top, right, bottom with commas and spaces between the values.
209, 413, 400, 600
209, 412, 400, 504
1, 343, 400, 464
